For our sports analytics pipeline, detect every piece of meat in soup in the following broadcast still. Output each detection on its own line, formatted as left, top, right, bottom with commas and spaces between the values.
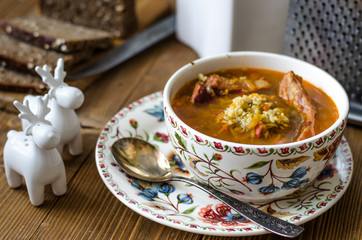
190, 74, 271, 103
279, 71, 316, 141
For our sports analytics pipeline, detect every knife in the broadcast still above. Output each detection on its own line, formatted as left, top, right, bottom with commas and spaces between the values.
348, 100, 362, 126
68, 15, 176, 80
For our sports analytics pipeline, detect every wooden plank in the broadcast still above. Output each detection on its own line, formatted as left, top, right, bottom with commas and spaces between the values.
77, 37, 197, 129
124, 38, 198, 103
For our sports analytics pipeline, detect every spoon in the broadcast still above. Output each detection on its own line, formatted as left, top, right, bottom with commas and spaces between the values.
111, 137, 304, 238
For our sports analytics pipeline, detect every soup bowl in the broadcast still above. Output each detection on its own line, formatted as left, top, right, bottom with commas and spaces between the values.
163, 51, 349, 202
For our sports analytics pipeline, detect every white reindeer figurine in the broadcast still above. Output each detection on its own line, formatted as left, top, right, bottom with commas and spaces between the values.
4, 95, 67, 206
23, 58, 84, 155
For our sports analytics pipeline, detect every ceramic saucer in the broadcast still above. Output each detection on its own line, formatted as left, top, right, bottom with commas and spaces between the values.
95, 92, 353, 237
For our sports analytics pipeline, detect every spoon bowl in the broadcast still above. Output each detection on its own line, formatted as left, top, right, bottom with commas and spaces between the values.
111, 137, 304, 238
112, 138, 172, 181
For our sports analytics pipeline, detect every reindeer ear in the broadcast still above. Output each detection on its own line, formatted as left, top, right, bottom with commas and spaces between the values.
42, 94, 50, 105
48, 88, 55, 99
24, 125, 33, 136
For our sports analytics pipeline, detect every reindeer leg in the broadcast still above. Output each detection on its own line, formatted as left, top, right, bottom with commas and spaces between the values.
5, 166, 22, 188
52, 172, 67, 196
26, 181, 45, 206
68, 132, 83, 156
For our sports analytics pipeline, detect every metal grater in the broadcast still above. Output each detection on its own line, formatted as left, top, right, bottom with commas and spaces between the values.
284, 0, 362, 125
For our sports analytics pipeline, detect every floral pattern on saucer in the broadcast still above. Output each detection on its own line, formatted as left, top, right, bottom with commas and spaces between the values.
96, 91, 353, 237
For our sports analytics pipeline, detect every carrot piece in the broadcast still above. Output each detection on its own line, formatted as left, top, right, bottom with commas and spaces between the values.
216, 123, 229, 137
255, 123, 263, 138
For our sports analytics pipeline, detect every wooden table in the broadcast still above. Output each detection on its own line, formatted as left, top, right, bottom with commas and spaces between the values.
1, 2, 362, 240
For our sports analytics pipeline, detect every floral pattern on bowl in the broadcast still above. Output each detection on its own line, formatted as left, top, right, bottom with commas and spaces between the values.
164, 104, 346, 202
95, 92, 353, 237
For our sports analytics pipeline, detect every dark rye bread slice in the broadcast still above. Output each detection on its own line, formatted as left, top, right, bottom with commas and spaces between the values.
2, 15, 113, 53
0, 34, 91, 75
0, 67, 47, 94
40, 0, 137, 37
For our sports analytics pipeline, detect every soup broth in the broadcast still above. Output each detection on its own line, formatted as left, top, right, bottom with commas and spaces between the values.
171, 68, 338, 145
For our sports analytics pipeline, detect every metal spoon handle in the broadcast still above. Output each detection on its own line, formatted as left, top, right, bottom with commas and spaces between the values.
172, 176, 304, 238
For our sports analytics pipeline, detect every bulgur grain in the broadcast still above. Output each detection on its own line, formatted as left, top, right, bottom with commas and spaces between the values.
219, 93, 290, 137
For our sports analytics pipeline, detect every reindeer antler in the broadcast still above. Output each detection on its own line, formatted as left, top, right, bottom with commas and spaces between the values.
35, 58, 67, 98
35, 65, 59, 87
14, 95, 51, 136
54, 58, 66, 82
